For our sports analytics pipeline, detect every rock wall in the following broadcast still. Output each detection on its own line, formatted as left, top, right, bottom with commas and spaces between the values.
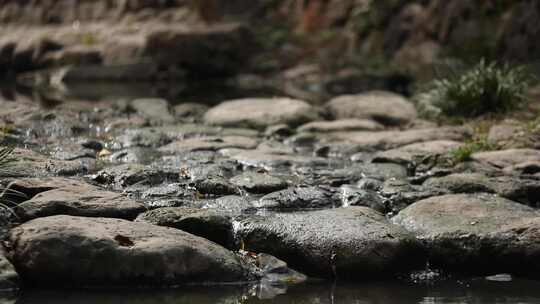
274, 0, 539, 66
0, 0, 189, 24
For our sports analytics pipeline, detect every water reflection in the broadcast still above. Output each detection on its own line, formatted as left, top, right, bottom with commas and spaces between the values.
8, 278, 540, 304
0, 78, 280, 109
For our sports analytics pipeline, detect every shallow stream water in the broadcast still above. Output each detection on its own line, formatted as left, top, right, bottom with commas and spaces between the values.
5, 278, 540, 304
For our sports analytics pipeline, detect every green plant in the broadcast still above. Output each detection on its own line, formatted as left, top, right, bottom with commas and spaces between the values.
0, 147, 14, 172
0, 147, 22, 217
449, 139, 497, 164
79, 32, 98, 46
416, 60, 532, 118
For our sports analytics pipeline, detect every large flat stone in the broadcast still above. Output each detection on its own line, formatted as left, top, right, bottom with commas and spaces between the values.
327, 127, 470, 151
471, 149, 540, 170
237, 207, 425, 279
158, 136, 258, 154
7, 215, 250, 287
16, 184, 146, 221
392, 193, 540, 275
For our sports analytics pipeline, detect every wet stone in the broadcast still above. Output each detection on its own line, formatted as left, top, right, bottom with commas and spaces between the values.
3, 148, 93, 177
255, 186, 340, 209
237, 207, 425, 278
226, 149, 328, 170
392, 193, 540, 276
116, 128, 172, 148
487, 121, 522, 145
339, 184, 386, 212
373, 140, 464, 166
327, 127, 470, 151
135, 207, 235, 249
299, 163, 407, 186
173, 103, 209, 121
256, 253, 307, 285
194, 176, 239, 196
471, 149, 540, 171
297, 119, 384, 133
158, 136, 258, 154
49, 142, 96, 161
326, 91, 417, 126
229, 172, 288, 194
154, 151, 218, 170
204, 97, 320, 129
358, 163, 409, 181
0, 177, 90, 211
15, 183, 146, 221
423, 173, 540, 206
380, 179, 443, 213
91, 164, 180, 189
109, 147, 160, 164
131, 98, 175, 124
7, 215, 252, 287
140, 183, 197, 208
197, 195, 255, 215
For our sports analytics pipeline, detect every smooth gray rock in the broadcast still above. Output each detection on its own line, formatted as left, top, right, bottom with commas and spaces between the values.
225, 149, 328, 170
327, 127, 470, 151
3, 148, 92, 177
198, 195, 255, 214
109, 147, 160, 164
91, 164, 180, 189
423, 173, 540, 206
204, 98, 320, 129
194, 176, 239, 196
380, 179, 443, 213
230, 172, 287, 194
297, 119, 384, 133
487, 121, 522, 144
158, 136, 258, 154
117, 128, 172, 148
131, 98, 175, 123
173, 103, 209, 121
374, 140, 464, 165
6, 215, 251, 287
237, 207, 425, 278
16, 184, 146, 221
136, 208, 235, 249
326, 91, 417, 126
339, 184, 386, 212
392, 193, 540, 275
471, 149, 540, 170
255, 186, 340, 209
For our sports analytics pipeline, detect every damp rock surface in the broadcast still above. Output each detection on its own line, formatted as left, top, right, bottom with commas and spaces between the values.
7, 215, 252, 287
237, 207, 426, 279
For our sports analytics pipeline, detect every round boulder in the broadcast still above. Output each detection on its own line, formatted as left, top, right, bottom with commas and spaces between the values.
204, 98, 320, 129
237, 207, 425, 279
326, 91, 417, 126
392, 193, 540, 275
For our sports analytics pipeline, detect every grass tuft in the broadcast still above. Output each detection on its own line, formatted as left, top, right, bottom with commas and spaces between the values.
416, 60, 532, 118
449, 139, 497, 164
0, 147, 21, 218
